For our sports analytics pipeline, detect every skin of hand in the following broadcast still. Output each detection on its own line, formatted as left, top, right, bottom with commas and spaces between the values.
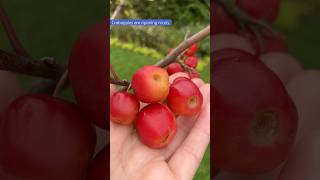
110, 76, 210, 180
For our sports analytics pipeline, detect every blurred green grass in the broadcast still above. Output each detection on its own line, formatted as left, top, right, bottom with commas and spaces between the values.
111, 45, 210, 180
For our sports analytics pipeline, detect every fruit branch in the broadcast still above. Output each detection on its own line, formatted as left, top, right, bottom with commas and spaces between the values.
216, 0, 275, 33
0, 49, 66, 80
110, 77, 130, 86
0, 0, 29, 57
111, 0, 125, 19
155, 25, 210, 67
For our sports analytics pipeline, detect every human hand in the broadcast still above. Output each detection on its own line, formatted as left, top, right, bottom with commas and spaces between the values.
110, 76, 210, 180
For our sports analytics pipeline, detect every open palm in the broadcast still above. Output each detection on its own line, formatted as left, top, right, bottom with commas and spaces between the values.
110, 83, 210, 180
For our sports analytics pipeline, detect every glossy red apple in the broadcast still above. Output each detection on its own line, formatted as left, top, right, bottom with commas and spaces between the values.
132, 65, 169, 103
237, 0, 281, 22
185, 44, 198, 56
0, 95, 96, 180
110, 91, 140, 125
212, 3, 238, 34
185, 56, 198, 68
86, 146, 109, 180
167, 77, 203, 116
167, 63, 183, 75
212, 49, 298, 174
69, 19, 107, 129
136, 103, 176, 148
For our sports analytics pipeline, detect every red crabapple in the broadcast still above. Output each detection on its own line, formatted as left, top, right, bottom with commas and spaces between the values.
0, 95, 96, 180
69, 19, 107, 129
213, 49, 298, 174
167, 77, 203, 116
132, 65, 169, 103
136, 103, 176, 148
110, 92, 140, 125
167, 63, 183, 75
185, 56, 198, 68
185, 44, 198, 56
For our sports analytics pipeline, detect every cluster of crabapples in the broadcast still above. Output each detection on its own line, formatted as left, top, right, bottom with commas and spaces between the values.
0, 19, 108, 180
213, 0, 320, 179
110, 46, 203, 148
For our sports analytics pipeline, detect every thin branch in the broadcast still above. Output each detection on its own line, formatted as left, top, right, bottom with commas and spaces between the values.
0, 0, 29, 57
184, 30, 190, 40
110, 77, 130, 86
155, 25, 210, 67
0, 49, 65, 80
110, 64, 120, 80
111, 0, 125, 19
216, 0, 276, 34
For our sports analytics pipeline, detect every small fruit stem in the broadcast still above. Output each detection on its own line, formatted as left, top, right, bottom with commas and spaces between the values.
216, 0, 276, 33
155, 25, 210, 67
184, 30, 190, 40
111, 0, 125, 19
110, 64, 120, 81
110, 77, 130, 87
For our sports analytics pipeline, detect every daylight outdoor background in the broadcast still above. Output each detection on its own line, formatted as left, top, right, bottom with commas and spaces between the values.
0, 0, 320, 179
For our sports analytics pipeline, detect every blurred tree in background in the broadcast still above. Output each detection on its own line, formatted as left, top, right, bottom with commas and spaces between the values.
110, 0, 210, 56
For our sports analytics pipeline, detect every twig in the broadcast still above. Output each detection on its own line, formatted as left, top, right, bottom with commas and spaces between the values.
110, 64, 120, 80
155, 25, 210, 67
184, 30, 190, 40
0, 49, 65, 80
111, 0, 125, 19
0, 0, 29, 57
110, 77, 130, 86
216, 0, 276, 34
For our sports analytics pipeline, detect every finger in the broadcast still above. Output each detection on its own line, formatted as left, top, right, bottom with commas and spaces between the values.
109, 84, 133, 150
191, 78, 205, 88
110, 120, 133, 153
169, 72, 190, 84
110, 84, 117, 97
160, 84, 210, 159
168, 84, 210, 180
